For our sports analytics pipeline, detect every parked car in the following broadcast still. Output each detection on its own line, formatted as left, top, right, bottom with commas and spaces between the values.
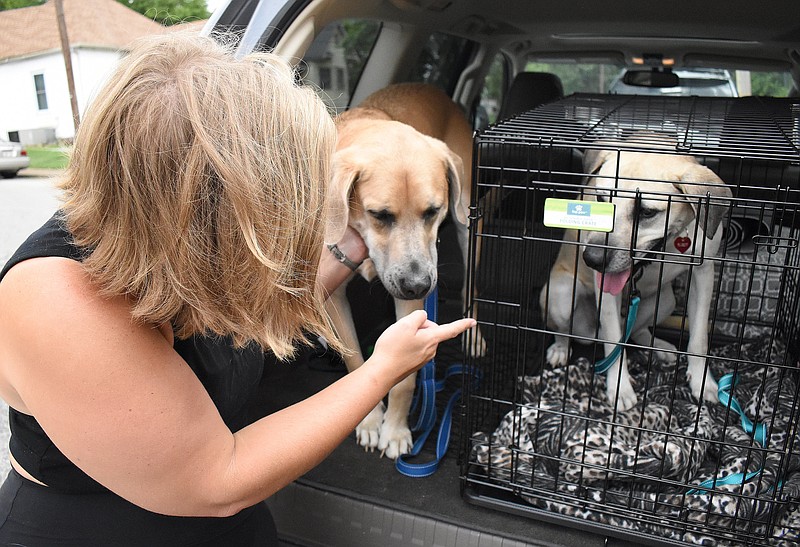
0, 139, 29, 178
206, 2, 800, 546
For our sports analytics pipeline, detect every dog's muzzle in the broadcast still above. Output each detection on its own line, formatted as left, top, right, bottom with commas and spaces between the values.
583, 245, 630, 273
395, 273, 433, 300
584, 238, 664, 295
583, 237, 665, 273
383, 260, 435, 300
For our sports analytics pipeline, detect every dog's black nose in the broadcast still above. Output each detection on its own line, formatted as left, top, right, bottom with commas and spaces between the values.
582, 246, 608, 271
398, 275, 432, 299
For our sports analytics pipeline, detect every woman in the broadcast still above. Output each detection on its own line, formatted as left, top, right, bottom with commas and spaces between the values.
0, 32, 474, 545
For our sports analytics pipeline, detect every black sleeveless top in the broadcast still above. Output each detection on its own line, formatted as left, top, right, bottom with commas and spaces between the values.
0, 213, 266, 493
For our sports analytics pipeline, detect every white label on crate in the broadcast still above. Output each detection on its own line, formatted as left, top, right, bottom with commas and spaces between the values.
542, 198, 615, 232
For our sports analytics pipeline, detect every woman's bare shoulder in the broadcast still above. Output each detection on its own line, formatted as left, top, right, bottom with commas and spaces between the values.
2, 255, 98, 301
0, 255, 236, 515
0, 257, 115, 410
0, 255, 164, 376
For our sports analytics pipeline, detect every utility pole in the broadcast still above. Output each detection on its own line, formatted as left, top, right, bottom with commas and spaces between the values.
54, 0, 80, 133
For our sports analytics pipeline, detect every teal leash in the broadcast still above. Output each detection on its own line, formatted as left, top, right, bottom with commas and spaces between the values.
686, 373, 770, 495
588, 274, 774, 495
594, 294, 641, 374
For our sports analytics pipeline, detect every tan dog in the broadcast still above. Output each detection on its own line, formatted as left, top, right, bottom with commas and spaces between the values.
324, 82, 482, 458
540, 139, 732, 412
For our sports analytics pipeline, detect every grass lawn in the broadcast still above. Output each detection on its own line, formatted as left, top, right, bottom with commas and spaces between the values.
26, 145, 71, 170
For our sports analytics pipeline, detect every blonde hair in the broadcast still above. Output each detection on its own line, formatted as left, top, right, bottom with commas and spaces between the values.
59, 31, 340, 359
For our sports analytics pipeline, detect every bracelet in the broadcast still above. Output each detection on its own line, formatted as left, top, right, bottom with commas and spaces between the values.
326, 243, 363, 272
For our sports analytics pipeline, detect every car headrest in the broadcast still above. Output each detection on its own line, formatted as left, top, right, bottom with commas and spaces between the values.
497, 72, 564, 121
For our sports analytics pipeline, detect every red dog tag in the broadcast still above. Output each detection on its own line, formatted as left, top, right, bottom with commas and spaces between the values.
674, 236, 691, 253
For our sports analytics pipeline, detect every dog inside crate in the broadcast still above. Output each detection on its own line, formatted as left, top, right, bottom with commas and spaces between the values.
463, 95, 800, 546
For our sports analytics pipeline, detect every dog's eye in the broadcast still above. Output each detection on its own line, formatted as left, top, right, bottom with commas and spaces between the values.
639, 207, 659, 219
595, 193, 609, 203
422, 206, 440, 222
369, 209, 395, 226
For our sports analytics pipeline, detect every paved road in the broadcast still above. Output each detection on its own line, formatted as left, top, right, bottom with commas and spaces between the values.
0, 170, 63, 478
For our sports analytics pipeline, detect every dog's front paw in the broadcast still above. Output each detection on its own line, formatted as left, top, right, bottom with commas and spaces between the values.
650, 336, 678, 364
606, 367, 638, 412
545, 339, 570, 367
688, 359, 719, 404
378, 420, 413, 459
466, 326, 487, 358
613, 382, 638, 412
355, 403, 385, 451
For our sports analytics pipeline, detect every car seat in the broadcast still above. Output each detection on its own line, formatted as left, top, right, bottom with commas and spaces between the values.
496, 71, 564, 122
475, 71, 577, 300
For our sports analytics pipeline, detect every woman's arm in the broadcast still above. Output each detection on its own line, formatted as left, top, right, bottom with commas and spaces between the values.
317, 226, 367, 298
0, 257, 473, 517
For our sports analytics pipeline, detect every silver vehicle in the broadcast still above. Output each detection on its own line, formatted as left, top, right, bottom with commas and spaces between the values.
206, 2, 800, 546
206, 1, 796, 130
0, 139, 29, 178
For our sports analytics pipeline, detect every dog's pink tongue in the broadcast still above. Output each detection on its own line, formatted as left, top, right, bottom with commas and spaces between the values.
596, 269, 632, 296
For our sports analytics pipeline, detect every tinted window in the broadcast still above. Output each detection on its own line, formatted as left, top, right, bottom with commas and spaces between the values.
742, 70, 794, 97
608, 69, 738, 97
526, 61, 621, 95
476, 53, 510, 129
300, 19, 381, 113
408, 32, 475, 94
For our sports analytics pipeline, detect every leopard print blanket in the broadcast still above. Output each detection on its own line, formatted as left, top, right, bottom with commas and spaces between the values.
471, 337, 800, 545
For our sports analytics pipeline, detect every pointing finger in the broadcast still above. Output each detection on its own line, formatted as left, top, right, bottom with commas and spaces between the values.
433, 318, 476, 341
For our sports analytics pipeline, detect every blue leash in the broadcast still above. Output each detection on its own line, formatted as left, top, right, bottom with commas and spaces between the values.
395, 289, 482, 477
395, 364, 479, 477
407, 290, 439, 434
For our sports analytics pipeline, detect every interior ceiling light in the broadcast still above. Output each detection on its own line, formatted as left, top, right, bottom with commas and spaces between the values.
632, 54, 675, 67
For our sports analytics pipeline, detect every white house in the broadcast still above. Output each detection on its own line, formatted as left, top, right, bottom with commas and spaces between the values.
0, 0, 165, 144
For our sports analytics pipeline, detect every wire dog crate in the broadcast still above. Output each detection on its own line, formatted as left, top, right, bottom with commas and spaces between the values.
460, 94, 800, 546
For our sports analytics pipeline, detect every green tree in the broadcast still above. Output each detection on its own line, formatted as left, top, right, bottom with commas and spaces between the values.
118, 0, 209, 25
750, 72, 792, 97
0, 1, 210, 24
483, 58, 504, 104
337, 19, 380, 94
0, 0, 44, 9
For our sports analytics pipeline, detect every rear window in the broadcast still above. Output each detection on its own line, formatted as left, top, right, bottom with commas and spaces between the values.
523, 61, 794, 99
525, 61, 622, 95
741, 70, 794, 97
608, 68, 738, 97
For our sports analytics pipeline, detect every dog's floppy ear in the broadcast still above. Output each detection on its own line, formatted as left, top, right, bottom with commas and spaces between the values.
583, 147, 616, 178
675, 162, 733, 238
445, 149, 468, 227
424, 135, 468, 226
324, 148, 359, 245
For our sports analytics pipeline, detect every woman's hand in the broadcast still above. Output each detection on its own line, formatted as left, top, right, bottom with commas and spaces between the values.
369, 310, 476, 385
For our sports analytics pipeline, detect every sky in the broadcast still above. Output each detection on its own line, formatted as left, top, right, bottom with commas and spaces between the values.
205, 0, 225, 14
